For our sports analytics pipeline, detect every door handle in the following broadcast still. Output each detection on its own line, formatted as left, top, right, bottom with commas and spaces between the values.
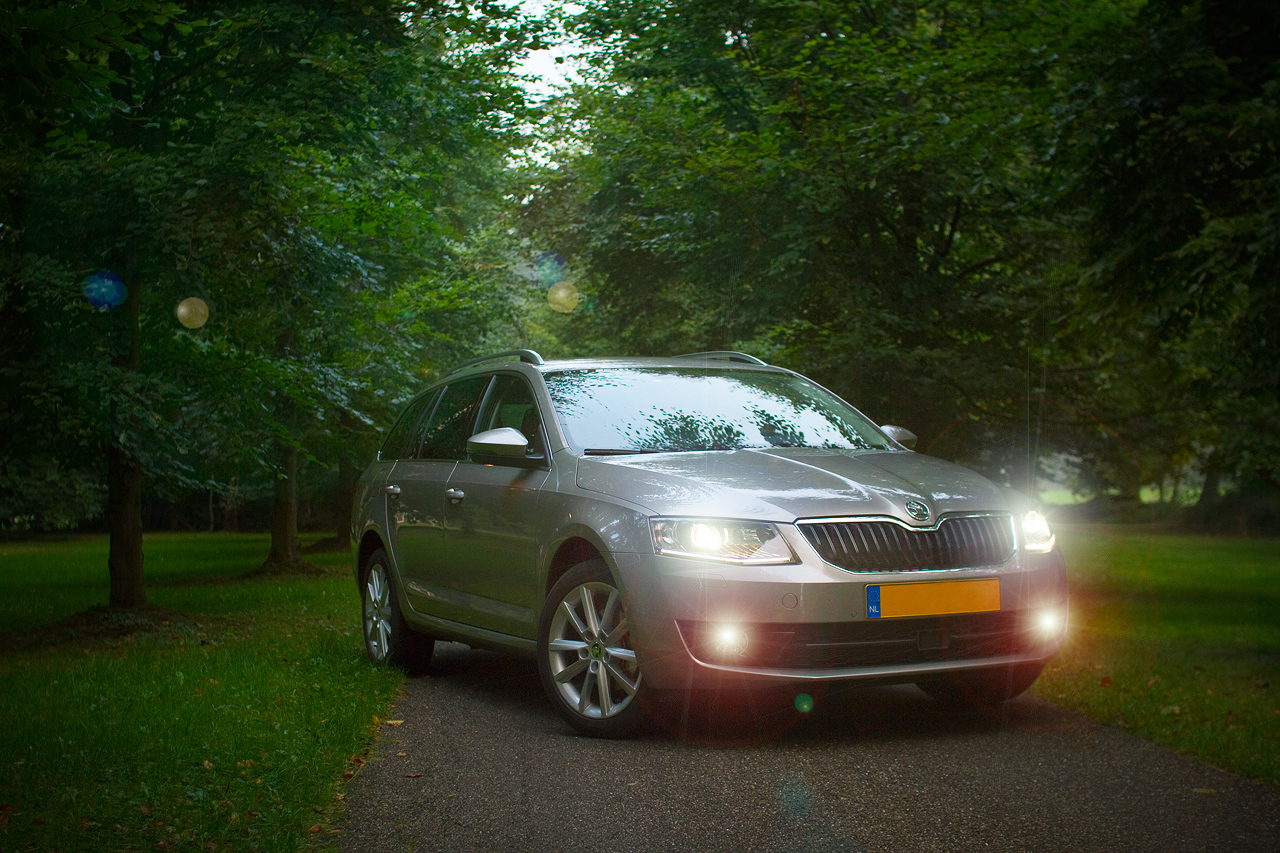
445, 488, 465, 504
384, 484, 401, 496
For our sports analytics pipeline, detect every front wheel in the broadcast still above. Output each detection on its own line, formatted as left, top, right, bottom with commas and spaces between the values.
537, 560, 646, 738
361, 548, 434, 674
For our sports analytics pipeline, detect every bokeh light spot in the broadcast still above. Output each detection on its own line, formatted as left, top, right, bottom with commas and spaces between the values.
176, 296, 209, 329
794, 693, 814, 713
534, 251, 566, 285
547, 281, 579, 313
82, 270, 126, 312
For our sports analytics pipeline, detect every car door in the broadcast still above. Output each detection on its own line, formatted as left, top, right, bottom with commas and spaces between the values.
440, 372, 551, 638
388, 375, 490, 623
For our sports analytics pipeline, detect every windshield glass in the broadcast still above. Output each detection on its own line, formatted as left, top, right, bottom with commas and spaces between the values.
543, 368, 892, 453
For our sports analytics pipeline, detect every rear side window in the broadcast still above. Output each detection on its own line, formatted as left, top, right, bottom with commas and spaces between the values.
418, 376, 491, 460
378, 391, 439, 461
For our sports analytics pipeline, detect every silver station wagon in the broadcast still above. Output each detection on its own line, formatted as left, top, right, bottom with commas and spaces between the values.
353, 350, 1068, 737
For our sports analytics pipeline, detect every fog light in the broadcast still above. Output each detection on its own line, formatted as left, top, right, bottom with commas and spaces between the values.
712, 624, 748, 657
1036, 608, 1066, 639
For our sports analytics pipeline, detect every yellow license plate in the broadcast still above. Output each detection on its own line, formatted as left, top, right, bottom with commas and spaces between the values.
866, 579, 1000, 619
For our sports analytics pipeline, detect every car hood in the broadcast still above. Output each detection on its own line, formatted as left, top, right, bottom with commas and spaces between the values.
575, 448, 1014, 524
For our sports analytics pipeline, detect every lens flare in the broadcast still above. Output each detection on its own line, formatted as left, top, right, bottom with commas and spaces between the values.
82, 270, 126, 312
176, 296, 209, 329
794, 693, 814, 713
547, 281, 579, 313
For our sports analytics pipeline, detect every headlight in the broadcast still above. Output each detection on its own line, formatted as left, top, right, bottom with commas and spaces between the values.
1021, 510, 1055, 553
651, 518, 797, 565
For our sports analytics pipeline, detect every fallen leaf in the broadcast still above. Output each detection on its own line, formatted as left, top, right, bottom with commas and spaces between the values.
328, 829, 342, 835
397, 752, 407, 757
140, 807, 150, 815
309, 825, 321, 833
342, 773, 353, 780
385, 720, 404, 726
1160, 705, 1180, 716
204, 842, 217, 852
1146, 677, 1160, 687
1099, 676, 1112, 687
406, 774, 423, 778
202, 760, 213, 770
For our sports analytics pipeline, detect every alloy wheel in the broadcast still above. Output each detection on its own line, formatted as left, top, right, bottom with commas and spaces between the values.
545, 581, 641, 719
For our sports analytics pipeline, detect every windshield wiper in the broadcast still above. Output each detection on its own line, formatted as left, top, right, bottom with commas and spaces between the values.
583, 448, 663, 456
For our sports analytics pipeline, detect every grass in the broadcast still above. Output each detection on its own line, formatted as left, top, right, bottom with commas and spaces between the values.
1031, 525, 1280, 786
0, 533, 402, 853
0, 527, 1275, 853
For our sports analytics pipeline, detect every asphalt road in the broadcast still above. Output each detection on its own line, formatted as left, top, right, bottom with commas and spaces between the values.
332, 643, 1279, 853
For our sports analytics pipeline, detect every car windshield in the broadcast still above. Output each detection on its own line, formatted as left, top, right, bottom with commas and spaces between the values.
543, 367, 893, 453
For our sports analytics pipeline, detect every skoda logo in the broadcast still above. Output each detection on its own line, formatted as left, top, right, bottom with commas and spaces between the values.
905, 500, 930, 522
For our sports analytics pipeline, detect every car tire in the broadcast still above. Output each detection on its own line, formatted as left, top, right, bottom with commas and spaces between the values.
361, 548, 434, 674
537, 560, 646, 738
919, 661, 1044, 708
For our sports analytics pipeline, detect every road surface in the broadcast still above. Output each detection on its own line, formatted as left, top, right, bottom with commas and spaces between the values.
332, 643, 1279, 853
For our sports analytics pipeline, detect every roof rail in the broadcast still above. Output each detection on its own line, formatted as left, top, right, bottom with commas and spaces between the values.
673, 350, 768, 365
447, 349, 545, 375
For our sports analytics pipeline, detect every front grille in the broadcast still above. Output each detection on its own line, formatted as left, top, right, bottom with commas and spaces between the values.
799, 514, 1014, 572
678, 612, 1035, 670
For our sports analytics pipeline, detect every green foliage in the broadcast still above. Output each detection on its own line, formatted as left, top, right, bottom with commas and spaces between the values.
522, 0, 1280, 510
528, 0, 1100, 484
1, 2, 540, 574
1047, 0, 1280, 496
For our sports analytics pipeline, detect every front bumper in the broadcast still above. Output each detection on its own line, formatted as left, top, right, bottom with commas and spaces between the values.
616, 544, 1069, 691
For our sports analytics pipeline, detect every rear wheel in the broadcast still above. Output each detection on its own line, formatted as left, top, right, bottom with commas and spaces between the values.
361, 548, 434, 673
919, 661, 1044, 708
537, 560, 646, 738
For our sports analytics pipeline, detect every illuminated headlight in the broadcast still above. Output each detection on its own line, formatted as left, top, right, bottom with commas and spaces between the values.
651, 518, 797, 565
1020, 510, 1055, 553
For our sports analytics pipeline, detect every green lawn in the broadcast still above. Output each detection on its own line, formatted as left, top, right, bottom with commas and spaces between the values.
1032, 526, 1280, 785
0, 534, 402, 853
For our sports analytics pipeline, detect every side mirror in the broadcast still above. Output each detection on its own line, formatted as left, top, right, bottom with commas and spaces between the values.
879, 424, 917, 449
468, 427, 544, 468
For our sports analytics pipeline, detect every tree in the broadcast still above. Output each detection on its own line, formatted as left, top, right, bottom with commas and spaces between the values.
2, 0, 535, 600
1051, 0, 1280, 512
529, 0, 1089, 486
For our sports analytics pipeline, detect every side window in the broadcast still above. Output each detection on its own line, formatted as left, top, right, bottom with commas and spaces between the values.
378, 391, 439, 461
475, 374, 545, 457
418, 376, 491, 460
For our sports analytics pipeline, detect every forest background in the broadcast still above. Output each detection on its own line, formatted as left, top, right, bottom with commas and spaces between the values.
2, 0, 1277, 607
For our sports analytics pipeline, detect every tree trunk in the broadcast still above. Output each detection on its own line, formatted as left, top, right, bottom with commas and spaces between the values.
334, 454, 357, 550
266, 441, 300, 567
106, 445, 146, 607
106, 254, 146, 608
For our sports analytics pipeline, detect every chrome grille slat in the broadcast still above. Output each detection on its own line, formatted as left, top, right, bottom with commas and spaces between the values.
799, 515, 1014, 572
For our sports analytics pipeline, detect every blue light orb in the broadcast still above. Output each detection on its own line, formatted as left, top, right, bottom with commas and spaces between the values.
534, 251, 566, 286
83, 270, 127, 311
